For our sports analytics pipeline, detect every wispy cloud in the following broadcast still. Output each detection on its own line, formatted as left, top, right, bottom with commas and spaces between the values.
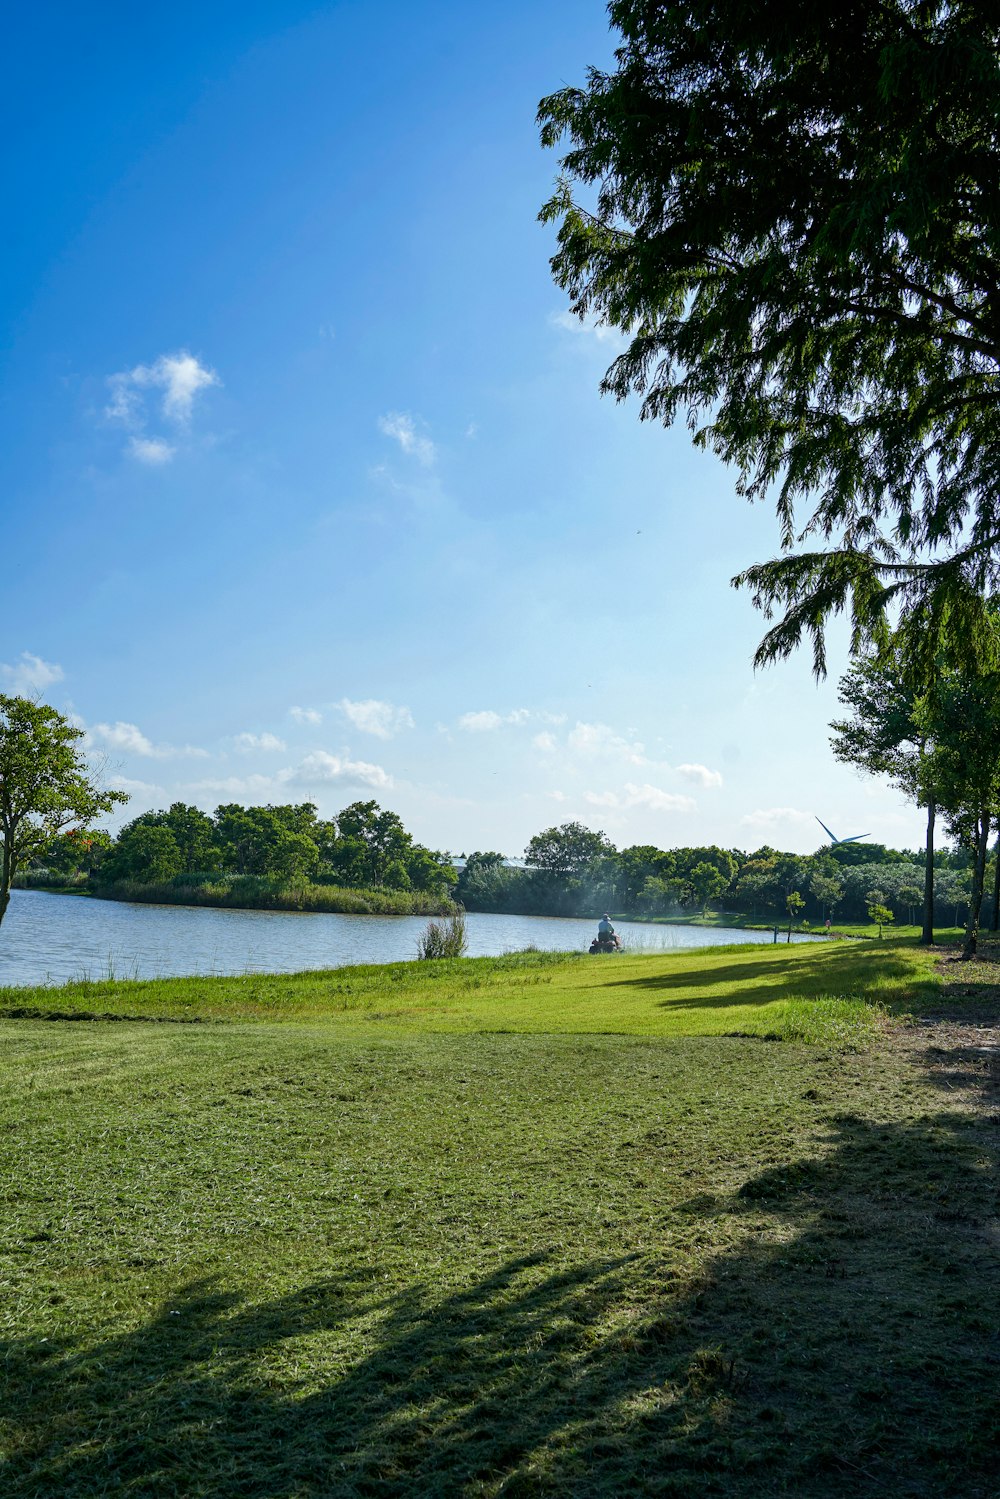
338, 698, 414, 740
106, 350, 219, 463
584, 783, 696, 813
109, 775, 163, 795
568, 720, 650, 766
129, 436, 175, 465
378, 412, 436, 466
288, 751, 392, 790
740, 807, 815, 831
290, 706, 323, 726
533, 731, 557, 752
676, 763, 723, 789
189, 749, 393, 799
549, 309, 626, 347
457, 708, 538, 732
234, 732, 286, 753
85, 720, 208, 760
0, 651, 64, 695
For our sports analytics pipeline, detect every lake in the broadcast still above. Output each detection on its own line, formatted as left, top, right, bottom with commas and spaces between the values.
0, 889, 824, 989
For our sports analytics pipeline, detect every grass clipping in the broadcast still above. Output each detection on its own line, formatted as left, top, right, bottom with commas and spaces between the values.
737, 994, 890, 1047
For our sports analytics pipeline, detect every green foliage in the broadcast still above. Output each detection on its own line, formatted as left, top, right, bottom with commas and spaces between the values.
0, 695, 127, 928
687, 861, 728, 915
102, 824, 183, 885
525, 821, 614, 880
539, 1, 1000, 668
93, 799, 456, 904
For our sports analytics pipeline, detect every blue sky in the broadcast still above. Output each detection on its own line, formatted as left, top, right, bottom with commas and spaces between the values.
1, 1, 927, 857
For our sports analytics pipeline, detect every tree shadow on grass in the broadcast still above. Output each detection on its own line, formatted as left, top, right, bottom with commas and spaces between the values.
605, 947, 921, 1012
2, 1109, 999, 1497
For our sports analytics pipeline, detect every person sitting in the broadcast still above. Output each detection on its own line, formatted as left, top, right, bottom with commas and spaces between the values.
596, 913, 620, 949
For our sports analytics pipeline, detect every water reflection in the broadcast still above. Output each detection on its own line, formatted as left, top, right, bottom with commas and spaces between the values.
0, 889, 822, 989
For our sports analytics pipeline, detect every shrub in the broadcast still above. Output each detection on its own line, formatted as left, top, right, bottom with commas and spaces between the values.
417, 910, 468, 960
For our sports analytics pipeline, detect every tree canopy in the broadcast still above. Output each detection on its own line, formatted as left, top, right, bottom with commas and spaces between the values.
539, 0, 1000, 670
0, 696, 127, 927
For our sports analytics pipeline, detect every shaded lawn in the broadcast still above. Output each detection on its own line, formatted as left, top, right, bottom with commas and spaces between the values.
0, 937, 942, 1037
0, 1016, 998, 1497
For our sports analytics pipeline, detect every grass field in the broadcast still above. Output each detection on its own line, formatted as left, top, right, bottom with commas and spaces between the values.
0, 937, 998, 1496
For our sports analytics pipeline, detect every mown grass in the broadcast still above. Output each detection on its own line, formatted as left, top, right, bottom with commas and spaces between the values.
1, 937, 996, 1495
0, 935, 940, 1037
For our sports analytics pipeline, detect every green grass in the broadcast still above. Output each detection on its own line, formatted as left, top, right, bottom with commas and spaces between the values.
0, 936, 941, 1038
0, 938, 997, 1495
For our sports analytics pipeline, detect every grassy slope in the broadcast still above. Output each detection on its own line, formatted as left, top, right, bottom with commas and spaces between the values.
1, 939, 998, 1496
0, 936, 940, 1037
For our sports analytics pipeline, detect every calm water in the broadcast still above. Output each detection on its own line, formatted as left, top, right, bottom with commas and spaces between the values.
0, 889, 823, 989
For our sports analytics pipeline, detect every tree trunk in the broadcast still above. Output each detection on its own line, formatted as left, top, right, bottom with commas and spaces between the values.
992, 833, 1000, 931
921, 801, 936, 946
962, 812, 990, 960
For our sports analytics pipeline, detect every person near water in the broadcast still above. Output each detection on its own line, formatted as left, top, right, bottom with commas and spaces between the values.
595, 913, 620, 949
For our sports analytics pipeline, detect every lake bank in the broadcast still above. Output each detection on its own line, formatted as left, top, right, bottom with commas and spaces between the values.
0, 889, 826, 989
0, 935, 937, 1032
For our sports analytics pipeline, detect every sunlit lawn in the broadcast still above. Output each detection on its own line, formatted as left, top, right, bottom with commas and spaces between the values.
0, 936, 942, 1038
0, 938, 997, 1496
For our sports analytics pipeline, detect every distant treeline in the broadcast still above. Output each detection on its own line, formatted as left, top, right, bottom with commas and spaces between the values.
22, 799, 457, 910
21, 804, 982, 927
455, 822, 977, 926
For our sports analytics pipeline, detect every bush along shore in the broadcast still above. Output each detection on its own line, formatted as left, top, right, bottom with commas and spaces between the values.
15, 870, 453, 916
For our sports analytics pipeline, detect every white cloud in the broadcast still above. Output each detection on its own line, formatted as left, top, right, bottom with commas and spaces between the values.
585, 783, 696, 814
288, 751, 392, 790
106, 350, 219, 462
290, 706, 322, 726
188, 773, 279, 797
129, 436, 175, 465
533, 731, 557, 752
740, 807, 816, 831
457, 708, 532, 733
86, 720, 208, 759
338, 698, 414, 740
549, 309, 626, 347
109, 775, 162, 794
0, 651, 64, 695
115, 351, 219, 424
378, 411, 436, 466
568, 720, 649, 766
676, 763, 724, 789
234, 732, 287, 753
458, 710, 504, 732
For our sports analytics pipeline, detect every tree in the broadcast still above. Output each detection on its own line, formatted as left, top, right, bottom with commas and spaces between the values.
103, 823, 183, 885
524, 822, 614, 880
809, 868, 844, 925
213, 804, 319, 881
0, 696, 127, 928
687, 861, 728, 916
539, 2, 1000, 671
919, 664, 1000, 957
830, 643, 938, 943
898, 884, 923, 926
127, 803, 220, 873
866, 892, 895, 941
785, 890, 805, 943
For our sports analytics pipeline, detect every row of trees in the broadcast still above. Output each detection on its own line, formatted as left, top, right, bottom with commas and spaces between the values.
34, 799, 457, 898
455, 826, 977, 927
831, 625, 1000, 956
